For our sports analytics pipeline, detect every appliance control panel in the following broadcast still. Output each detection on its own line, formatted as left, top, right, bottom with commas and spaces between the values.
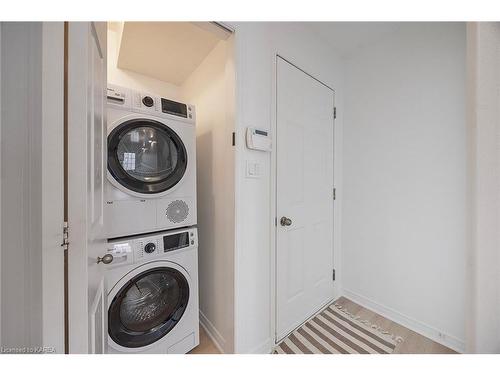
131, 91, 160, 113
104, 242, 133, 268
106, 84, 196, 124
106, 227, 198, 267
135, 238, 162, 260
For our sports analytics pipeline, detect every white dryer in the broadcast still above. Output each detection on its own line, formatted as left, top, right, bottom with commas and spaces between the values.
106, 84, 197, 238
105, 227, 199, 354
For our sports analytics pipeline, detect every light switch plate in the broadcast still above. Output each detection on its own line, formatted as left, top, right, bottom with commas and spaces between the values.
246, 160, 261, 179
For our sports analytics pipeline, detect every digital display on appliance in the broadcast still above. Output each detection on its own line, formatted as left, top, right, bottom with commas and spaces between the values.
163, 232, 190, 252
161, 98, 188, 118
254, 129, 268, 136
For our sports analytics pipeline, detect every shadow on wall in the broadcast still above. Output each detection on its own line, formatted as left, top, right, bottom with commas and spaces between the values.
195, 130, 216, 312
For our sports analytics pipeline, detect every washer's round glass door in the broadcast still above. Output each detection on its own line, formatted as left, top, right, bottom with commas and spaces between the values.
108, 267, 190, 348
108, 119, 188, 194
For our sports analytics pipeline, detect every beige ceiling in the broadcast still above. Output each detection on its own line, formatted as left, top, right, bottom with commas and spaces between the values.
116, 22, 222, 85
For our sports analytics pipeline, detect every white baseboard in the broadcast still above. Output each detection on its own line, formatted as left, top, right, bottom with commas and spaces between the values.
199, 310, 226, 354
248, 338, 274, 354
342, 288, 465, 353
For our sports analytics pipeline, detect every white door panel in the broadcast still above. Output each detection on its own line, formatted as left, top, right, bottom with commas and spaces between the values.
68, 21, 107, 353
276, 57, 334, 341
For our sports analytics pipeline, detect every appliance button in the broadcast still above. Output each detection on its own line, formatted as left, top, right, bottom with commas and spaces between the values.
142, 96, 154, 107
191, 240, 195, 245
144, 242, 156, 254
190, 232, 194, 237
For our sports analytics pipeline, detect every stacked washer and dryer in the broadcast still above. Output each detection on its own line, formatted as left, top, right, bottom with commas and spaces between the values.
104, 84, 199, 354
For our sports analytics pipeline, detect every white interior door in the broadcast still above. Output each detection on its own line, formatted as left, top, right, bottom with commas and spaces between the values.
67, 22, 108, 353
276, 57, 335, 341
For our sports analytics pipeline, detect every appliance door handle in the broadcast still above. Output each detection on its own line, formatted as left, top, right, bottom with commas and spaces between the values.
97, 254, 114, 264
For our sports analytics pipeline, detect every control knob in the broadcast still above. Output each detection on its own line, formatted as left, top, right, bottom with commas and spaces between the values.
142, 96, 154, 107
144, 242, 156, 254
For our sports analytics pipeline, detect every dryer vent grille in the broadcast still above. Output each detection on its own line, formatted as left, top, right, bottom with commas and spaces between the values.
166, 200, 189, 223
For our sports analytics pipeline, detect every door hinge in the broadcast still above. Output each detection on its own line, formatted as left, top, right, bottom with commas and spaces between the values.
61, 221, 69, 251
232, 132, 236, 146
333, 269, 336, 281
275, 217, 277, 226
334, 107, 337, 119
333, 187, 336, 200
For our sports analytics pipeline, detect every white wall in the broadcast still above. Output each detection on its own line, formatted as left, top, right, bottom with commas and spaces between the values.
0, 21, 2, 348
341, 23, 466, 352
1, 22, 43, 350
180, 40, 236, 353
466, 22, 500, 354
231, 22, 344, 353
107, 27, 181, 100
1, 21, 65, 354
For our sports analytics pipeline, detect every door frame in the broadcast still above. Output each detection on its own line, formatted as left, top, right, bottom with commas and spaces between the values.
41, 22, 65, 354
270, 54, 338, 344
66, 21, 91, 354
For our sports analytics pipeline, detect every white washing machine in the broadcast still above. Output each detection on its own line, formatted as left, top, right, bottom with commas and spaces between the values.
106, 84, 197, 238
105, 227, 199, 354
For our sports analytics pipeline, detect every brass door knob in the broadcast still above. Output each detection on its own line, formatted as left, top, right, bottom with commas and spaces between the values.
280, 217, 292, 226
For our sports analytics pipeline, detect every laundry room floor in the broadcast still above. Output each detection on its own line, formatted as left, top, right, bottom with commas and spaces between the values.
188, 325, 221, 354
189, 297, 456, 354
314, 297, 457, 354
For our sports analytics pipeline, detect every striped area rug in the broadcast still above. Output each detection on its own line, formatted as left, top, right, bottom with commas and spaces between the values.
274, 303, 402, 354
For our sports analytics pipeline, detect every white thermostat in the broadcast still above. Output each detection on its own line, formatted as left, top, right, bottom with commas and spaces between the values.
246, 127, 272, 152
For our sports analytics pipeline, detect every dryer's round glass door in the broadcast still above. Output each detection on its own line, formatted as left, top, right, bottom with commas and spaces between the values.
117, 126, 179, 183
108, 119, 188, 194
108, 267, 190, 348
